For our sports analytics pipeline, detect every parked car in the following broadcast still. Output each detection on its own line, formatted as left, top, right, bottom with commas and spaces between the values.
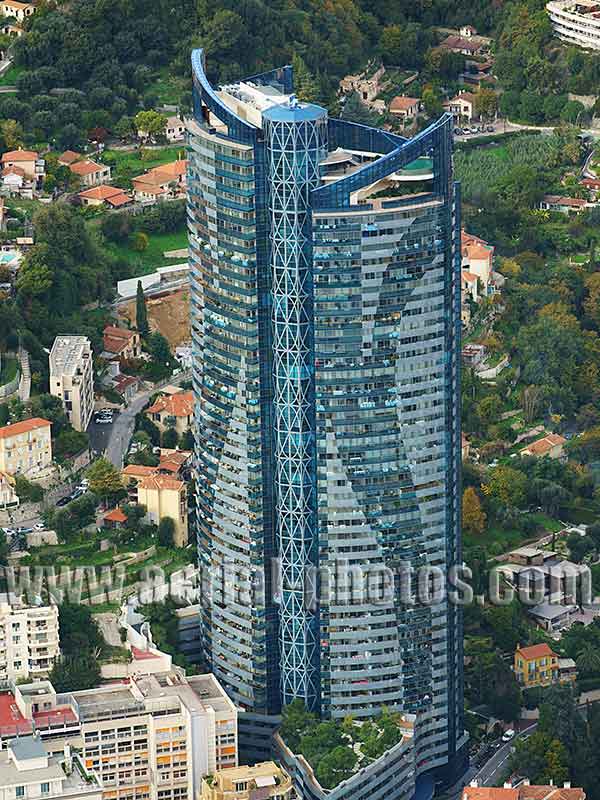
56, 495, 72, 507
486, 125, 494, 132
33, 523, 45, 531
2, 528, 16, 536
17, 526, 33, 534
502, 729, 515, 742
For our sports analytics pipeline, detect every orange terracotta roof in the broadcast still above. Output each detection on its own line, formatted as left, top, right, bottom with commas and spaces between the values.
78, 185, 124, 201
521, 434, 566, 456
132, 178, 168, 195
122, 464, 158, 477
2, 165, 25, 177
1, 150, 37, 162
516, 643, 557, 660
461, 229, 488, 247
104, 507, 127, 523
158, 450, 191, 473
58, 150, 81, 165
106, 192, 131, 207
69, 159, 106, 177
0, 417, 51, 439
137, 474, 185, 492
463, 789, 518, 800
103, 326, 137, 354
146, 390, 193, 418
150, 160, 187, 180
465, 242, 493, 259
389, 96, 419, 112
448, 91, 477, 105
521, 789, 584, 800
542, 194, 587, 208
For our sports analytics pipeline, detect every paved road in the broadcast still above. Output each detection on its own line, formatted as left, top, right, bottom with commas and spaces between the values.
470, 723, 537, 789
98, 371, 192, 469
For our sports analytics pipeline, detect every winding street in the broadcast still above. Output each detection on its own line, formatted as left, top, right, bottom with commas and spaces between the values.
98, 370, 191, 469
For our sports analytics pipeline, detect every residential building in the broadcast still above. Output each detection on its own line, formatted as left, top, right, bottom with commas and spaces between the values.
444, 92, 477, 121
440, 32, 490, 56
0, 21, 23, 36
102, 325, 141, 361
132, 160, 187, 203
389, 96, 420, 119
145, 390, 194, 435
78, 185, 131, 208
520, 432, 567, 459
0, 417, 52, 476
58, 150, 82, 167
539, 194, 589, 213
462, 434, 471, 460
514, 643, 560, 687
49, 335, 94, 432
190, 51, 465, 788
201, 762, 294, 800
166, 116, 186, 142
0, 149, 44, 190
0, 602, 59, 681
462, 230, 494, 293
462, 271, 478, 302
0, 736, 102, 800
0, 470, 18, 508
111, 372, 140, 401
0, 1, 36, 22
0, 672, 239, 800
68, 160, 111, 188
547, 0, 600, 50
528, 601, 579, 632
135, 473, 188, 547
463, 781, 584, 800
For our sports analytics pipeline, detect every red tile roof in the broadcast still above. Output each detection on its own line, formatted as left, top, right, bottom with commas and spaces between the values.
69, 159, 106, 177
0, 417, 51, 439
2, 165, 25, 177
78, 185, 124, 201
122, 464, 158, 478
58, 150, 82, 165
158, 449, 191, 473
104, 507, 127, 523
106, 192, 131, 207
146, 390, 193, 419
137, 474, 185, 492
389, 96, 419, 113
1, 149, 38, 162
463, 789, 519, 800
516, 643, 557, 660
542, 194, 587, 208
103, 325, 138, 354
131, 645, 161, 660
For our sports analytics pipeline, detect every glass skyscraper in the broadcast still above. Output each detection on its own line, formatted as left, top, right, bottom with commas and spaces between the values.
188, 49, 466, 787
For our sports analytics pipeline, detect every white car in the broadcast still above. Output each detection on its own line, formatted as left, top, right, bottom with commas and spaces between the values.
96, 416, 112, 424
502, 729, 515, 742
34, 523, 45, 531
2, 528, 16, 536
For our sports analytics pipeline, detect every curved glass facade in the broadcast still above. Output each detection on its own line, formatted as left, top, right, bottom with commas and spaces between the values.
189, 49, 466, 785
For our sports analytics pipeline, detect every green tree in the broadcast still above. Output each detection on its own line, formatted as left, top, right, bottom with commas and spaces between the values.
576, 643, 600, 675
132, 231, 149, 252
316, 746, 358, 790
49, 654, 102, 692
0, 118, 24, 150
292, 53, 320, 103
133, 109, 167, 139
87, 457, 124, 505
482, 465, 527, 508
157, 516, 175, 548
462, 487, 486, 535
162, 427, 178, 449
136, 280, 149, 336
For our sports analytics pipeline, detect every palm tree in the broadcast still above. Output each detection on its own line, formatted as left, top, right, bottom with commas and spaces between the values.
576, 643, 600, 675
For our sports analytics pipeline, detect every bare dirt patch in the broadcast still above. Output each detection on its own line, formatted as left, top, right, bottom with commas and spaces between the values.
118, 288, 190, 348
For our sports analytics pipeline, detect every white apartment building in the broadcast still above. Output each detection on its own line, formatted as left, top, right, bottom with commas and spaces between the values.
0, 736, 102, 800
0, 418, 52, 477
547, 0, 600, 49
0, 672, 238, 800
0, 602, 60, 682
49, 336, 94, 432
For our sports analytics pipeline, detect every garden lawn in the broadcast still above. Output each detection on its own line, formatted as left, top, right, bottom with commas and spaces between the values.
150, 69, 188, 105
102, 145, 186, 190
0, 356, 19, 387
106, 229, 189, 277
0, 64, 24, 86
